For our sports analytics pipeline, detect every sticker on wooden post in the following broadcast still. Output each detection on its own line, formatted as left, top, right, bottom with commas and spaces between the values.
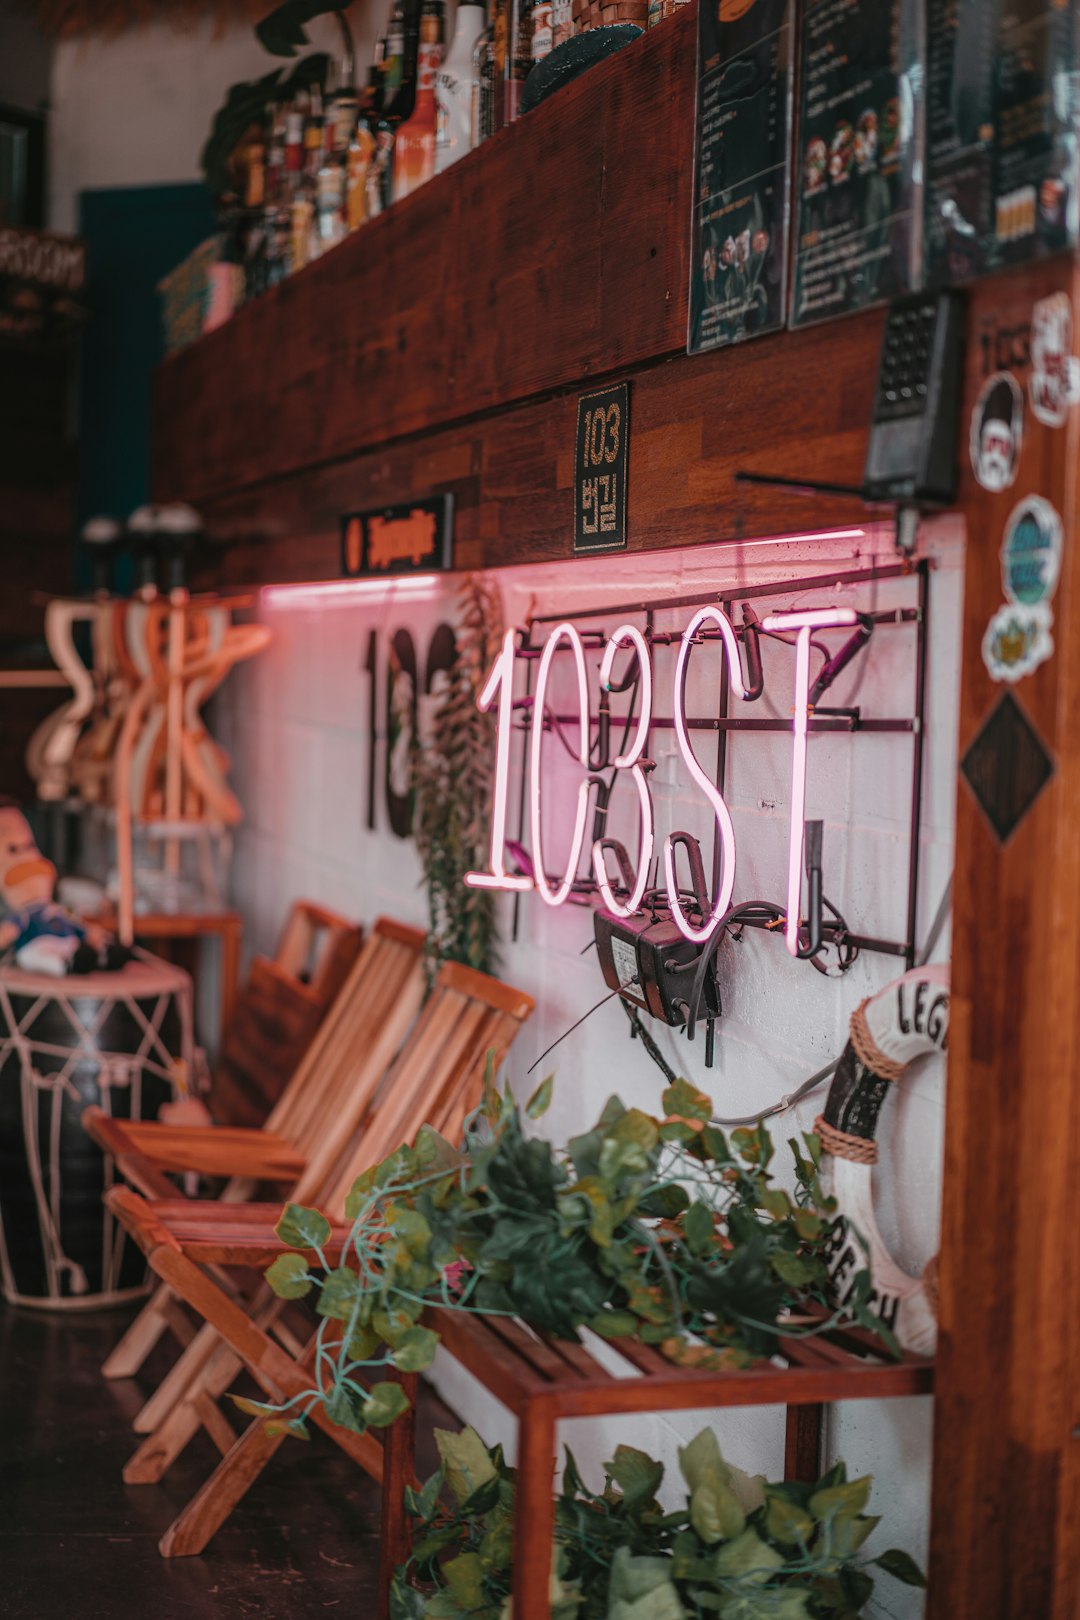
970, 372, 1023, 493
574, 383, 629, 555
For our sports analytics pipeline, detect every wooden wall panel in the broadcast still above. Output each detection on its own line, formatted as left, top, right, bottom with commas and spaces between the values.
187, 303, 880, 588
927, 258, 1080, 1620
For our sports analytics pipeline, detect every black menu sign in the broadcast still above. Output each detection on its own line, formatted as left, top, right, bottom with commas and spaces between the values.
340, 495, 454, 577
791, 0, 921, 327
574, 384, 630, 554
925, 0, 1079, 286
688, 0, 794, 355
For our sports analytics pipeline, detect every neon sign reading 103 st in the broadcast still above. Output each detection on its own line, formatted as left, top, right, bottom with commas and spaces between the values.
465, 605, 857, 955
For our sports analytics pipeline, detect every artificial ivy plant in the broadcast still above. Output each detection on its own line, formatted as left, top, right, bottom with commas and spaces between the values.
411, 574, 504, 978
201, 0, 354, 196
391, 1422, 926, 1619
233, 1072, 895, 1445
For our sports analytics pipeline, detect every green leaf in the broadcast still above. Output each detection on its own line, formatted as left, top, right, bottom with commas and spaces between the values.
392, 1325, 440, 1373
230, 1393, 275, 1419
873, 1547, 927, 1587
683, 1200, 716, 1256
435, 1426, 498, 1505
391, 1205, 433, 1259
588, 1310, 639, 1339
765, 1491, 816, 1546
701, 1125, 731, 1163
325, 1381, 369, 1433
363, 1381, 412, 1429
275, 1202, 331, 1250
712, 1528, 783, 1583
830, 1512, 880, 1558
760, 1186, 791, 1219
661, 1078, 712, 1123
315, 1264, 362, 1319
255, 0, 339, 56
415, 1124, 461, 1173
690, 1479, 745, 1544
443, 1550, 486, 1608
770, 1250, 819, 1287
607, 1547, 685, 1620
264, 1251, 313, 1299
809, 1475, 872, 1522
607, 1444, 664, 1509
526, 1074, 554, 1119
264, 1414, 310, 1441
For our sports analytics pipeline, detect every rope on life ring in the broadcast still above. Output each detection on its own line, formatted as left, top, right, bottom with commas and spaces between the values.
816, 963, 949, 1356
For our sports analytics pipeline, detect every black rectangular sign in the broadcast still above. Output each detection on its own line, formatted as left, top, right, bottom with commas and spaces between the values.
340, 494, 454, 578
574, 383, 630, 555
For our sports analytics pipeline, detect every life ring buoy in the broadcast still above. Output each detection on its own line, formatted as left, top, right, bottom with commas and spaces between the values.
816, 963, 948, 1355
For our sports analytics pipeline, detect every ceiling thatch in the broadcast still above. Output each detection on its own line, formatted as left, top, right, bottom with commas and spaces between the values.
31, 0, 270, 37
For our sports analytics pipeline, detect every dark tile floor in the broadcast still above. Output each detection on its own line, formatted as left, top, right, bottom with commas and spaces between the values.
0, 1301, 452, 1619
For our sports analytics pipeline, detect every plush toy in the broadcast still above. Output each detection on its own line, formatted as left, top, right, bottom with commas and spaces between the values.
0, 803, 133, 977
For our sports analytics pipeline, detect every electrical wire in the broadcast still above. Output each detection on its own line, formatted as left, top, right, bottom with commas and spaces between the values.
707, 871, 954, 1127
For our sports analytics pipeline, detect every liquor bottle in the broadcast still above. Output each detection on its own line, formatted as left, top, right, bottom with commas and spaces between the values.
346, 78, 379, 229
284, 93, 305, 182
436, 0, 486, 173
382, 0, 406, 103
471, 25, 495, 147
316, 153, 347, 248
551, 0, 572, 49
530, 0, 552, 63
393, 0, 444, 201
290, 87, 324, 270
368, 120, 395, 217
492, 0, 530, 128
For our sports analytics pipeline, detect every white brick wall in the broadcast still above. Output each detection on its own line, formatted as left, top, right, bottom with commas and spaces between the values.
216, 517, 963, 1612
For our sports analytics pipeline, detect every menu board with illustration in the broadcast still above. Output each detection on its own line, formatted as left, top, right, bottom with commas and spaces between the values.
688, 0, 794, 355
925, 0, 1079, 285
791, 0, 921, 327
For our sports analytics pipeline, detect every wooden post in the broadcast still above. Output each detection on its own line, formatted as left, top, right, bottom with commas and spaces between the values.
928, 257, 1080, 1618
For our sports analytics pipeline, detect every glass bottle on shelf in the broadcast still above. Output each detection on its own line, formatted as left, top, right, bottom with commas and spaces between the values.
393, 0, 444, 201
436, 0, 487, 173
290, 86, 323, 270
551, 0, 572, 48
471, 25, 495, 147
530, 0, 553, 63
346, 77, 379, 230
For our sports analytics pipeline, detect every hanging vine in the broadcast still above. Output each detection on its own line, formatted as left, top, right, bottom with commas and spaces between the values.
412, 574, 505, 978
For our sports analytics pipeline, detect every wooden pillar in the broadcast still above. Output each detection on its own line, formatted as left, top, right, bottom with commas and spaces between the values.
929, 256, 1080, 1618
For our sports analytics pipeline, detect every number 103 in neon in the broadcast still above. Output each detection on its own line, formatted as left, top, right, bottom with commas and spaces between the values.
465, 608, 856, 953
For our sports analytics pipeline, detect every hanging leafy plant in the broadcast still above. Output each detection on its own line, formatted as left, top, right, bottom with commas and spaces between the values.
200, 2, 353, 196
390, 1423, 926, 1619
411, 574, 505, 979
234, 1074, 896, 1444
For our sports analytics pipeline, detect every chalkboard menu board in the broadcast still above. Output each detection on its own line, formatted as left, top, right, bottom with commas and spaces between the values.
925, 0, 1079, 285
688, 0, 794, 355
791, 0, 921, 327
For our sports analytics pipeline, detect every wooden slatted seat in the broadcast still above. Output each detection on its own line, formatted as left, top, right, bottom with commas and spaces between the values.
389, 1307, 933, 1620
86, 917, 426, 1390
105, 960, 535, 1566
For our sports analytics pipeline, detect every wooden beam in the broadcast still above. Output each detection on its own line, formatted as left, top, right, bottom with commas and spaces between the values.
928, 256, 1080, 1620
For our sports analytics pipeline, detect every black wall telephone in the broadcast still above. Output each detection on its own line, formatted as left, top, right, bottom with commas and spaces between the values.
862, 290, 966, 507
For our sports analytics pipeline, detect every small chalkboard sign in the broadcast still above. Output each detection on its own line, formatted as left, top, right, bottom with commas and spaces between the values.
574, 383, 630, 554
340, 494, 454, 578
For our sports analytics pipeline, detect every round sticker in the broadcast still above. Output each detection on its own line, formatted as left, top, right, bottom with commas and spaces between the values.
1001, 496, 1063, 607
1029, 293, 1080, 428
982, 602, 1054, 685
970, 371, 1023, 493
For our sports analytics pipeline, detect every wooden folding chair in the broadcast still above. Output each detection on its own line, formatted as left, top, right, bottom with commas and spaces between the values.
86, 917, 425, 1393
210, 898, 364, 1127
107, 961, 534, 1565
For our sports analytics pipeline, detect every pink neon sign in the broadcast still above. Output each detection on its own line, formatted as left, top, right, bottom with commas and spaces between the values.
468, 603, 858, 939
593, 625, 653, 918
761, 608, 857, 954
